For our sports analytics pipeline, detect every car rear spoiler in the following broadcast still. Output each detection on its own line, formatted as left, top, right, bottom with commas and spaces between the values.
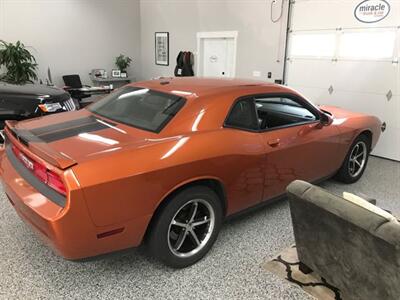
4, 120, 77, 170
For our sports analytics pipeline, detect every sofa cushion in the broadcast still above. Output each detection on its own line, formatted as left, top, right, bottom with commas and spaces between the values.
342, 192, 398, 223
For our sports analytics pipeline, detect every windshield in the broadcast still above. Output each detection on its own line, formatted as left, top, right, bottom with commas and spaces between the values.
89, 86, 185, 133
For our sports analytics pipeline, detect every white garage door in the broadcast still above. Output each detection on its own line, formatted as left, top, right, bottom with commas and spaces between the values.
285, 0, 400, 161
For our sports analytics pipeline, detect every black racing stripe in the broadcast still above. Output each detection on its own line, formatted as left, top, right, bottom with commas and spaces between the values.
6, 145, 66, 207
31, 116, 104, 136
38, 121, 110, 143
12, 128, 42, 145
13, 116, 117, 144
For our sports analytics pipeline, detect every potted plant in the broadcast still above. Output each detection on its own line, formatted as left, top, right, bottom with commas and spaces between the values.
0, 40, 38, 84
115, 54, 132, 73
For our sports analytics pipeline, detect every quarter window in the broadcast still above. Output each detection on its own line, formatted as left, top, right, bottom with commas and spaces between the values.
225, 98, 258, 130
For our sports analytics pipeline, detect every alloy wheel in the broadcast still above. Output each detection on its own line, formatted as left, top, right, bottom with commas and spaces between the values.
168, 199, 215, 258
348, 141, 367, 178
0, 130, 4, 144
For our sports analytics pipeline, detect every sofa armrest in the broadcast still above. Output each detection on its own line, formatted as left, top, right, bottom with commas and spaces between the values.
287, 180, 392, 236
342, 192, 397, 223
375, 221, 400, 250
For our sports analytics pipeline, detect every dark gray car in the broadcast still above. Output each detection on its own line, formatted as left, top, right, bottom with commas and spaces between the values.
0, 83, 79, 142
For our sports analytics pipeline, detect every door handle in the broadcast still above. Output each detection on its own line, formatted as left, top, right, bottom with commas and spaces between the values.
268, 139, 280, 147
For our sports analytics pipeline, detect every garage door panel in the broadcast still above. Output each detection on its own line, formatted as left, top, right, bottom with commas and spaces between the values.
372, 125, 400, 161
287, 59, 399, 95
286, 60, 339, 90
286, 86, 399, 132
298, 88, 399, 128
292, 0, 400, 31
337, 92, 396, 126
288, 85, 330, 104
331, 61, 399, 96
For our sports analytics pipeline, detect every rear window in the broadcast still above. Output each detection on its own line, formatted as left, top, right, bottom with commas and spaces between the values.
89, 87, 185, 133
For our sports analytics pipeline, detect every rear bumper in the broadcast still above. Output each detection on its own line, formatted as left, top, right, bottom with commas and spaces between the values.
0, 147, 151, 260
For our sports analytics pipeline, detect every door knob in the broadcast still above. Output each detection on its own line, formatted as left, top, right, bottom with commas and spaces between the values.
268, 139, 280, 147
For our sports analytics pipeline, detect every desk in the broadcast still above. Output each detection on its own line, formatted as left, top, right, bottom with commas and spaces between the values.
64, 86, 113, 102
91, 77, 134, 88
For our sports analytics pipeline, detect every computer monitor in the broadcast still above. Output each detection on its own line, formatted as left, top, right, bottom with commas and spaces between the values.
62, 74, 83, 88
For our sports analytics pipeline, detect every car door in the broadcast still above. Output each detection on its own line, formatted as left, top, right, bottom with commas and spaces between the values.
253, 94, 341, 200
224, 97, 266, 212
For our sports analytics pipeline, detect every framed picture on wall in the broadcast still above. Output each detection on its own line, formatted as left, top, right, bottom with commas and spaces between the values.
155, 32, 169, 66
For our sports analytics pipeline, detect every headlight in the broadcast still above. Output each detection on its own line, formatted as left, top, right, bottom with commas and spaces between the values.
38, 102, 63, 112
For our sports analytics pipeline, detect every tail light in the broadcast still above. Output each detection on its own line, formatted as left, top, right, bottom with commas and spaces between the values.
47, 171, 67, 195
12, 145, 67, 196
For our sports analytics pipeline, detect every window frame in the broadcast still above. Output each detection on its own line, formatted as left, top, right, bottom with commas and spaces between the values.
223, 93, 321, 133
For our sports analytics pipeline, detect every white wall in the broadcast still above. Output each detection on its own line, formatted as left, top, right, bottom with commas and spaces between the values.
0, 0, 288, 84
0, 0, 141, 86
139, 0, 289, 81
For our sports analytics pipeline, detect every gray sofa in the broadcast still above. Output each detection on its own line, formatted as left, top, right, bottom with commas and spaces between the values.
287, 180, 400, 300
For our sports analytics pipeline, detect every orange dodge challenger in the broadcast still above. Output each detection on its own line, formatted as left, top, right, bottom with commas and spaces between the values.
0, 78, 382, 268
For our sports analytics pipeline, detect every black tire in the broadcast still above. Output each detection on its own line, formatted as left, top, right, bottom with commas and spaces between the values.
147, 185, 223, 268
335, 134, 371, 183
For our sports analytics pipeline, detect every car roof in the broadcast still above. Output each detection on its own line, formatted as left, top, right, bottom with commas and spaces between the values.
130, 77, 291, 99
126, 77, 305, 135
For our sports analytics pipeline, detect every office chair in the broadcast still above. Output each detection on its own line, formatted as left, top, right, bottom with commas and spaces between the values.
62, 74, 92, 100
62, 74, 90, 88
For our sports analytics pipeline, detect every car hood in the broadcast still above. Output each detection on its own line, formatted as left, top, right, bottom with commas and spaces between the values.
319, 105, 365, 119
7, 109, 175, 169
0, 82, 67, 97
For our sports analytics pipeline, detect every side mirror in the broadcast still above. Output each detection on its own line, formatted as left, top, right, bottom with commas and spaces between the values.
316, 113, 333, 129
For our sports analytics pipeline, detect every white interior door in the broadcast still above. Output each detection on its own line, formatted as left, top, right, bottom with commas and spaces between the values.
202, 38, 235, 77
285, 0, 400, 161
203, 38, 228, 77
197, 31, 237, 78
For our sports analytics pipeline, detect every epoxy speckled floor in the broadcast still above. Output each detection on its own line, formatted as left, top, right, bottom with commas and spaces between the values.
0, 157, 399, 299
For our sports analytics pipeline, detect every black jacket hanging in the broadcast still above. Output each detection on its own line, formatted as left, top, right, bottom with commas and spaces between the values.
174, 51, 194, 77
183, 52, 194, 76
174, 51, 184, 76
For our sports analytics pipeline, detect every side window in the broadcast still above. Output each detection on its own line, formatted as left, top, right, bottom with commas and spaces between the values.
255, 96, 318, 130
225, 98, 258, 130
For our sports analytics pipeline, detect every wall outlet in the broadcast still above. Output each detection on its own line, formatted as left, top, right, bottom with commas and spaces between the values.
252, 71, 261, 77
